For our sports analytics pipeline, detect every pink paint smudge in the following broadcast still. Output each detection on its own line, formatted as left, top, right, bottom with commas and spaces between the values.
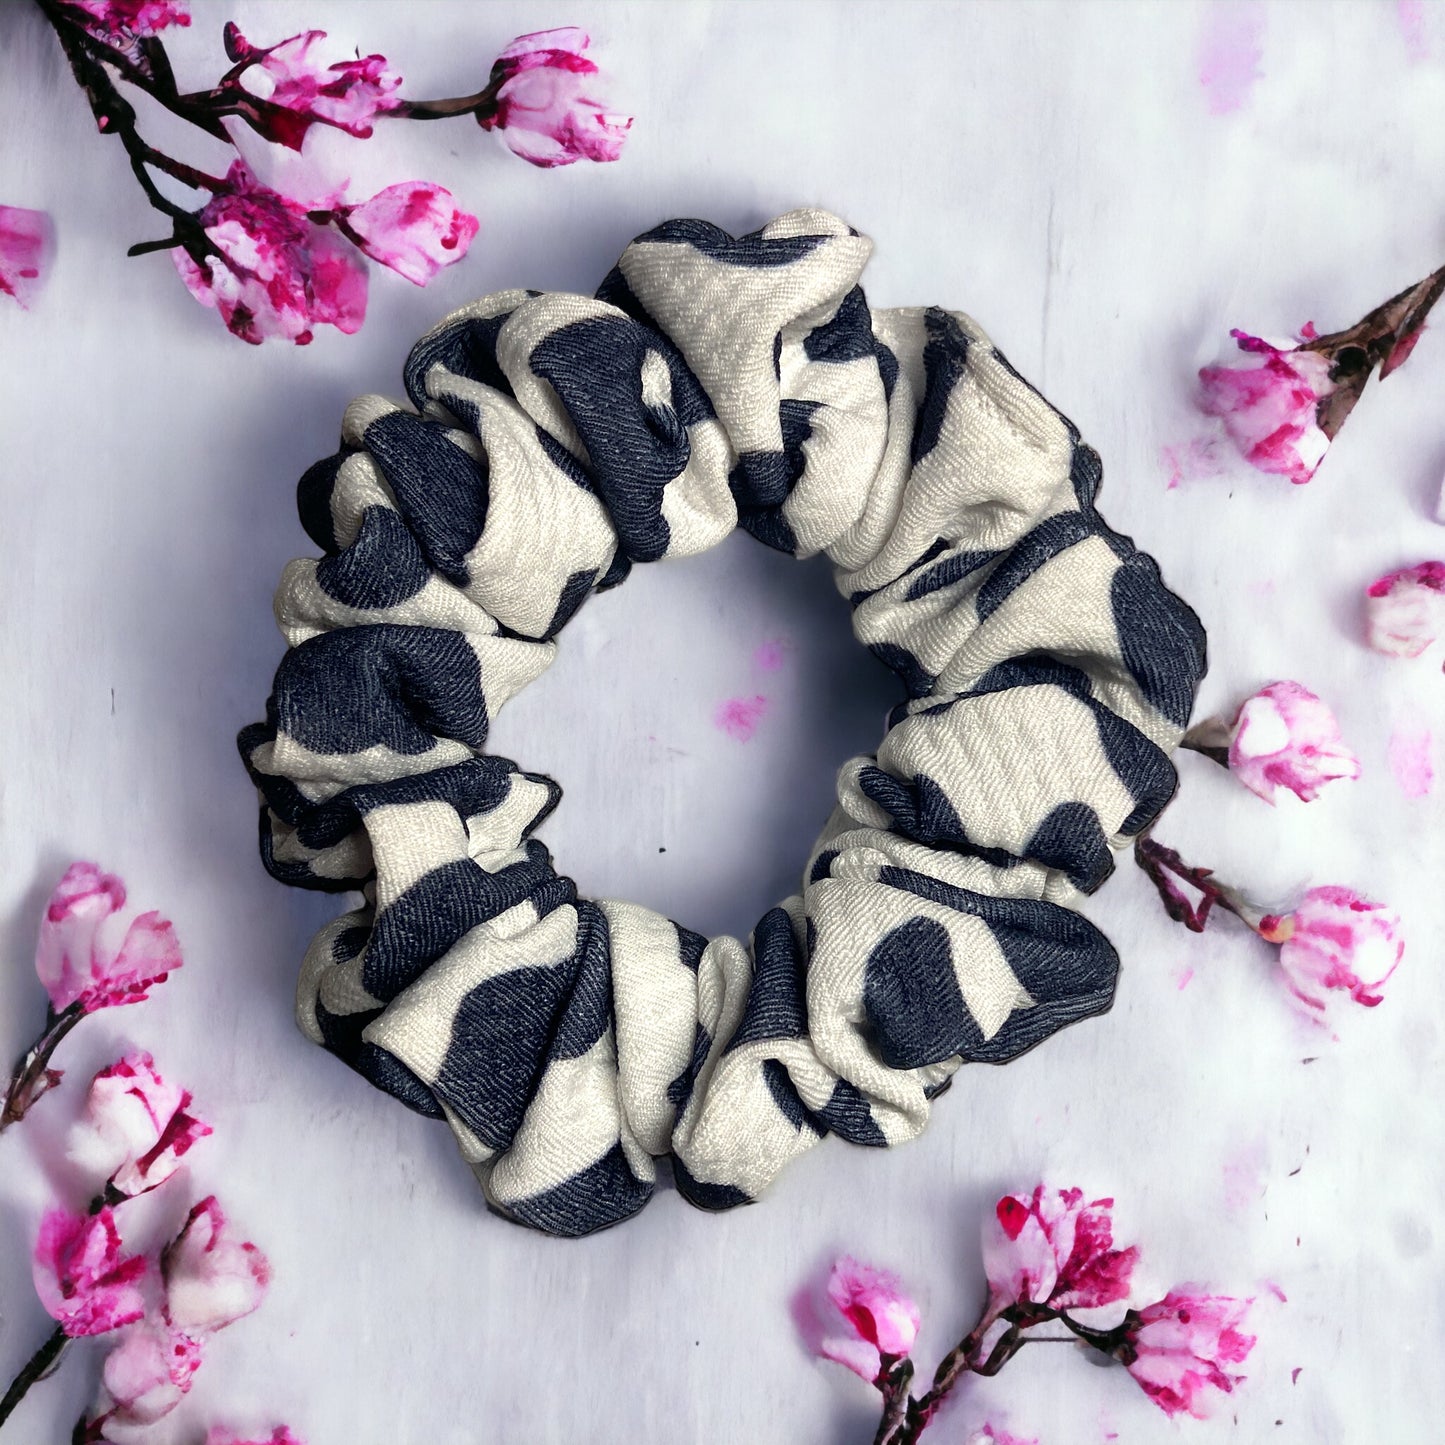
1161, 435, 1225, 490
1222, 1138, 1268, 1212
715, 694, 768, 741
1176, 965, 1195, 991
1388, 727, 1434, 798
1264, 1280, 1288, 1303
1198, 2, 1266, 115
754, 638, 787, 673
1399, 0, 1429, 62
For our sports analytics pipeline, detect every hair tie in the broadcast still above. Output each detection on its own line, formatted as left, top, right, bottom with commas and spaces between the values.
240, 209, 1206, 1237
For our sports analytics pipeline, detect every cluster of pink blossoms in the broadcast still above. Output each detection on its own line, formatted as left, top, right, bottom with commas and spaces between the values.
1, 864, 298, 1442
1190, 268, 1445, 663
1158, 680, 1401, 1021
815, 1186, 1255, 1443
3, 4, 632, 342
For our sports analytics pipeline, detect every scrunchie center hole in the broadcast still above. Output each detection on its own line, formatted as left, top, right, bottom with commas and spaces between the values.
484, 531, 898, 940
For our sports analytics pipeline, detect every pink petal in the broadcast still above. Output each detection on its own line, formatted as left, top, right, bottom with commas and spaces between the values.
163, 1196, 272, 1334
33, 1207, 148, 1337
101, 1319, 203, 1426
0, 204, 55, 309
1226, 681, 1360, 805
343, 182, 479, 287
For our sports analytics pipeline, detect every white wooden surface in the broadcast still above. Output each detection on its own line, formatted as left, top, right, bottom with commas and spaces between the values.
2, 2, 1443, 1441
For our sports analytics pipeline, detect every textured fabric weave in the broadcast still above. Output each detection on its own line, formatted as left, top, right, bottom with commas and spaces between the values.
240, 209, 1207, 1237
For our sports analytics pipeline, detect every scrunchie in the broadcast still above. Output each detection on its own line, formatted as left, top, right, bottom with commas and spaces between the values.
240, 209, 1206, 1238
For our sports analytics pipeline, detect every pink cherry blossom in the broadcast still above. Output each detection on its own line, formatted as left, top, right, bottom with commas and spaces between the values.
967, 1427, 1038, 1445
0, 205, 55, 310
1259, 885, 1403, 1013
1364, 561, 1445, 658
1226, 681, 1361, 804
64, 0, 190, 41
1125, 1289, 1255, 1418
71, 1052, 212, 1196
338, 182, 479, 286
33, 1207, 147, 1337
483, 28, 632, 168
98, 1318, 203, 1428
205, 1430, 305, 1445
983, 1186, 1138, 1327
35, 861, 182, 1016
818, 1256, 921, 1384
1198, 330, 1334, 484
172, 161, 367, 345
163, 1196, 271, 1335
225, 23, 402, 151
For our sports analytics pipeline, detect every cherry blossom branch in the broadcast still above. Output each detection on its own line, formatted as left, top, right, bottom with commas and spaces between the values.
18, 7, 629, 340
0, 1326, 68, 1428
815, 1190, 1257, 1442
1132, 832, 1259, 933
2, 1003, 83, 1132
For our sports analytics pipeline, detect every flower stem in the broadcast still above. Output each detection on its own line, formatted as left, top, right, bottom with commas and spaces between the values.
0, 1326, 69, 1429
2, 1004, 82, 1133
1132, 833, 1264, 934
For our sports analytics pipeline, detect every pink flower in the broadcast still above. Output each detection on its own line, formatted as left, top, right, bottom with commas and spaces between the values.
1260, 885, 1403, 1013
71, 1052, 212, 1196
172, 161, 367, 345
224, 23, 402, 151
983, 1186, 1138, 1327
205, 1430, 305, 1445
818, 1256, 921, 1384
1226, 681, 1360, 804
338, 182, 479, 286
63, 0, 190, 41
1198, 330, 1335, 484
35, 862, 182, 1015
1364, 561, 1445, 658
33, 1207, 147, 1337
1125, 1289, 1255, 1419
163, 1196, 271, 1335
967, 1427, 1038, 1445
99, 1318, 203, 1428
483, 28, 632, 167
0, 205, 54, 309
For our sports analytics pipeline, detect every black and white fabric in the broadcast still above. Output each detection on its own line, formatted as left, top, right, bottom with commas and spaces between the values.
240, 209, 1207, 1238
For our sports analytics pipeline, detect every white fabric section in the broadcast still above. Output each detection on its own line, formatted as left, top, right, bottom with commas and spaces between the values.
601, 900, 703, 1156
485, 1032, 636, 1206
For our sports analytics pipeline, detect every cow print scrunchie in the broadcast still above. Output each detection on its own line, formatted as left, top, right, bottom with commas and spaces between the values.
240, 209, 1207, 1238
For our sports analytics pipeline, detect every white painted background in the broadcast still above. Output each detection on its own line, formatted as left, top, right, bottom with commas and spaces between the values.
2, 2, 1443, 1441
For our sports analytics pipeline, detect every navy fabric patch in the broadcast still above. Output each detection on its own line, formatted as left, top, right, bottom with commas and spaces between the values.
868, 641, 936, 698
543, 569, 598, 640
403, 308, 521, 409
506, 1143, 654, 1238
762, 1058, 826, 1136
803, 287, 875, 364
269, 625, 488, 759
364, 411, 489, 586
672, 1157, 753, 1212
727, 907, 808, 1051
530, 316, 705, 562
315, 506, 429, 612
1110, 558, 1209, 728
1025, 800, 1113, 893
296, 451, 346, 552
863, 916, 971, 1069
816, 1077, 887, 1147
911, 308, 971, 465
363, 849, 564, 1001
